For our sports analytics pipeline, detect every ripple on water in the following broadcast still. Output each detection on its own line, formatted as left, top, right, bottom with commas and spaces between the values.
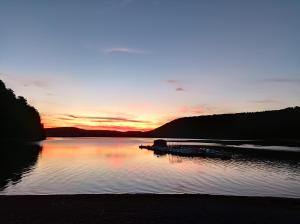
1, 138, 300, 197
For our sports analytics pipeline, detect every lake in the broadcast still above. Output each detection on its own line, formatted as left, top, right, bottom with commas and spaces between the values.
1, 137, 300, 198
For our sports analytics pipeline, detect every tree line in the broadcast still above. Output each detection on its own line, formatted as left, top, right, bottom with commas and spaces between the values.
0, 80, 45, 141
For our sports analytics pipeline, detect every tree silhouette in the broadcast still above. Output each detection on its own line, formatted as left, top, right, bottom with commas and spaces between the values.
0, 79, 45, 141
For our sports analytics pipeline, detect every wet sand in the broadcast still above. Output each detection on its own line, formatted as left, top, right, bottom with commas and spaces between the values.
0, 194, 299, 224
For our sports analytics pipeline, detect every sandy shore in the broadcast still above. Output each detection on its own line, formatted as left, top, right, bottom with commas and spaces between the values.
0, 194, 299, 224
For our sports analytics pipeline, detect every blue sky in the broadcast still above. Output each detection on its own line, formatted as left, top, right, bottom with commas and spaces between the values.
0, 0, 300, 130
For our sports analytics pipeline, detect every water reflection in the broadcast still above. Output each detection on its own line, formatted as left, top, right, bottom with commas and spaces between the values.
0, 142, 42, 190
0, 138, 299, 197
156, 153, 300, 176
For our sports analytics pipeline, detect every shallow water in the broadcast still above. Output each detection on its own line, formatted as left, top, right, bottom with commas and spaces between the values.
1, 137, 300, 198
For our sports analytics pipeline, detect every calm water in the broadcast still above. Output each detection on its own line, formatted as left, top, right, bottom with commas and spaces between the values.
1, 137, 300, 198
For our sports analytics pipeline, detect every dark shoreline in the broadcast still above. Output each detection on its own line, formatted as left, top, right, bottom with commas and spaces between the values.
1, 194, 299, 224
168, 139, 300, 147
45, 135, 300, 147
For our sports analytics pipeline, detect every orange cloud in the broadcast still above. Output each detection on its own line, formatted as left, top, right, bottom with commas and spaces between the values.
63, 114, 150, 123
75, 124, 151, 132
42, 113, 157, 131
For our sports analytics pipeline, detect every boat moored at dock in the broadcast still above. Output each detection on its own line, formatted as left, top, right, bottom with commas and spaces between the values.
139, 139, 232, 159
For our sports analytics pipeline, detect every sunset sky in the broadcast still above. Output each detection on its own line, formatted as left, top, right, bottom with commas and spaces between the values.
1, 0, 300, 131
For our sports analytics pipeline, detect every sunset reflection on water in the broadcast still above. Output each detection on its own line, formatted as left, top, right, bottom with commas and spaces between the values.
1, 138, 300, 197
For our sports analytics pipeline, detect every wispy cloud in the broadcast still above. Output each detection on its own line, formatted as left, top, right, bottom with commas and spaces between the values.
164, 79, 186, 92
178, 104, 215, 115
75, 124, 150, 132
104, 47, 146, 55
44, 113, 155, 131
250, 99, 280, 104
176, 87, 185, 91
165, 79, 180, 84
62, 114, 149, 124
0, 72, 51, 89
23, 80, 50, 88
179, 105, 205, 114
261, 78, 300, 84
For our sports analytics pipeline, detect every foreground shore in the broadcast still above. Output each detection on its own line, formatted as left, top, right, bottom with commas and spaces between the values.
0, 194, 299, 224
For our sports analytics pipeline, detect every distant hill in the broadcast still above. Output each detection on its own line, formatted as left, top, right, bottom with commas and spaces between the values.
46, 127, 146, 138
0, 80, 45, 141
46, 107, 300, 140
148, 107, 300, 140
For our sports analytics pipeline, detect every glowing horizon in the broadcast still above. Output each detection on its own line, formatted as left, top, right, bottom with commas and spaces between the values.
42, 114, 158, 132
1, 1, 299, 131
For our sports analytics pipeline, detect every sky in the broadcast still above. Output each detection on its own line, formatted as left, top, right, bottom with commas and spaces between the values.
0, 0, 300, 131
